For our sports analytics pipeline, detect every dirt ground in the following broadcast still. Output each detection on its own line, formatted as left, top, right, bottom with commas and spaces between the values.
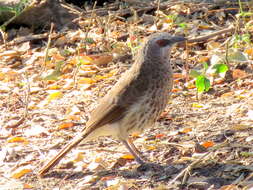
0, 1, 253, 190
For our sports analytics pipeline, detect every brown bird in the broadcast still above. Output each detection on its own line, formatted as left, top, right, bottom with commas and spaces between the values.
38, 32, 185, 176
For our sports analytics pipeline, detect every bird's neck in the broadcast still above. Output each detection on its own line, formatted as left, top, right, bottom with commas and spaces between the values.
136, 45, 171, 69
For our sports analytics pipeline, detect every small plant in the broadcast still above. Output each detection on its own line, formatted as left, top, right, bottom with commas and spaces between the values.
190, 60, 228, 93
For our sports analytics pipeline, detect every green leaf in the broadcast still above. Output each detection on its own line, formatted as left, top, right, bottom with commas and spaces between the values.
85, 38, 95, 44
189, 69, 201, 78
178, 23, 187, 29
212, 64, 228, 74
202, 62, 209, 71
241, 34, 251, 43
237, 12, 253, 17
195, 75, 210, 93
166, 14, 177, 21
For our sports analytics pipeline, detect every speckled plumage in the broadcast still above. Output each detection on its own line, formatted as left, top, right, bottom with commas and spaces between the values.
38, 33, 185, 176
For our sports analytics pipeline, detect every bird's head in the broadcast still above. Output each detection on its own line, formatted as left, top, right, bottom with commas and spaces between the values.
141, 32, 186, 60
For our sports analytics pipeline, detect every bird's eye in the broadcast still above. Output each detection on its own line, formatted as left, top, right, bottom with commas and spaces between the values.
156, 39, 170, 47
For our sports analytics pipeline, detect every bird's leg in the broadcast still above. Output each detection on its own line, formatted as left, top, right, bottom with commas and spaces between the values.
121, 139, 145, 165
127, 138, 143, 158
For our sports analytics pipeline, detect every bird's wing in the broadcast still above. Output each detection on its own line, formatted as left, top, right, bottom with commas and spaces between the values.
84, 65, 146, 133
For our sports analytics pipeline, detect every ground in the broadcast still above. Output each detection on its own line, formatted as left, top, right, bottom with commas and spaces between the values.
0, 1, 253, 190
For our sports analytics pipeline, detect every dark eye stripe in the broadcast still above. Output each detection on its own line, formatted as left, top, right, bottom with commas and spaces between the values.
156, 39, 170, 47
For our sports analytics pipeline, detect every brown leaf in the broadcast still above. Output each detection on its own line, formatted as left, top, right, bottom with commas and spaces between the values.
89, 54, 113, 66
232, 69, 247, 79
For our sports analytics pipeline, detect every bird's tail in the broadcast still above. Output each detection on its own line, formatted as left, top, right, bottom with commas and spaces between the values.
38, 133, 88, 176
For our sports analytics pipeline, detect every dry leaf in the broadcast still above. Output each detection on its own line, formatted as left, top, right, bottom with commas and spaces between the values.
121, 154, 135, 160
47, 91, 63, 102
74, 152, 84, 162
201, 141, 214, 148
173, 73, 185, 79
58, 122, 75, 130
171, 88, 181, 93
192, 103, 203, 108
155, 133, 166, 138
180, 128, 192, 133
232, 69, 247, 79
221, 91, 234, 98
219, 184, 239, 190
23, 183, 33, 189
89, 54, 113, 66
78, 78, 96, 84
7, 137, 29, 144
12, 169, 32, 179
66, 115, 81, 121
245, 48, 253, 57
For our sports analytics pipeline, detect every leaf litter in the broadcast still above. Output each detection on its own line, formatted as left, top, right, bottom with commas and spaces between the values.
0, 1, 253, 189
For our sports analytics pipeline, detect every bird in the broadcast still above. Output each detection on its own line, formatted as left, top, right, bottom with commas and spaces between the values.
38, 32, 185, 176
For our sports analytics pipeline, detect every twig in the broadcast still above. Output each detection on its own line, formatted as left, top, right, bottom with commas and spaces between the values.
6, 72, 31, 129
43, 23, 54, 72
187, 27, 235, 43
168, 152, 212, 186
155, 0, 161, 30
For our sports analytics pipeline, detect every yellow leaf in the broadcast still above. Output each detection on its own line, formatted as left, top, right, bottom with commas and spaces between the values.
80, 56, 93, 65
180, 128, 192, 134
192, 103, 203, 108
74, 152, 84, 162
94, 73, 113, 80
0, 72, 4, 80
121, 154, 135, 160
47, 91, 63, 102
47, 85, 61, 90
12, 169, 31, 179
8, 137, 28, 143
78, 78, 96, 84
245, 48, 253, 57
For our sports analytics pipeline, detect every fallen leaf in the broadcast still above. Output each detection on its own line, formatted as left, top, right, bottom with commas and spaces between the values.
201, 141, 214, 148
192, 103, 203, 108
23, 183, 33, 189
74, 152, 84, 162
180, 128, 192, 133
155, 133, 166, 138
101, 176, 116, 181
121, 154, 135, 160
232, 69, 247, 79
173, 73, 185, 79
219, 184, 239, 190
78, 78, 96, 84
7, 137, 29, 144
89, 54, 113, 66
221, 91, 234, 98
47, 91, 63, 102
58, 122, 75, 130
12, 169, 32, 179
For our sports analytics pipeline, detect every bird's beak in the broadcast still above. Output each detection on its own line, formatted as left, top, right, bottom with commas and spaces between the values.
172, 36, 186, 43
